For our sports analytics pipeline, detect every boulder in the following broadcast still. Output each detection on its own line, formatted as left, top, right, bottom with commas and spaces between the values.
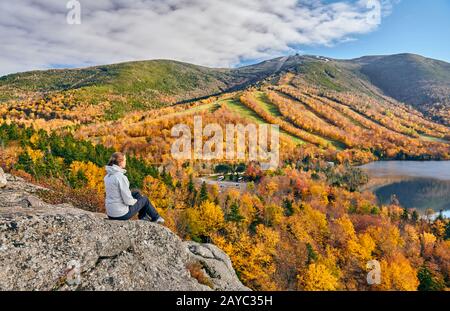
184, 241, 250, 291
0, 173, 249, 291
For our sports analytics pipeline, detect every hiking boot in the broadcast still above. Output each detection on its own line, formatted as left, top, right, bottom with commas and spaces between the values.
141, 215, 152, 222
141, 215, 165, 224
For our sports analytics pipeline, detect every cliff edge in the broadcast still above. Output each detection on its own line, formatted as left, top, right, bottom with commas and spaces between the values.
0, 169, 249, 291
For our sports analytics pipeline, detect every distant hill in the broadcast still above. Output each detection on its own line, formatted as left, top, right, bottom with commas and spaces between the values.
250, 53, 450, 125
0, 53, 449, 124
352, 53, 450, 124
0, 59, 288, 118
0, 61, 238, 113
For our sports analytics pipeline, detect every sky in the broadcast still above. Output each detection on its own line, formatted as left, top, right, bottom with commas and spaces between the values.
302, 0, 450, 61
0, 0, 449, 76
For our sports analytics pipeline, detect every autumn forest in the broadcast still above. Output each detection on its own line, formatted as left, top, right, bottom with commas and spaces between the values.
1, 55, 449, 291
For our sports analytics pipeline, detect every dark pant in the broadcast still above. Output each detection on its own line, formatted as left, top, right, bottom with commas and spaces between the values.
109, 191, 160, 221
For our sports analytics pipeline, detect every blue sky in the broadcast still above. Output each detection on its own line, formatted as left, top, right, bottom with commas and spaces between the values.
299, 0, 450, 62
0, 0, 449, 76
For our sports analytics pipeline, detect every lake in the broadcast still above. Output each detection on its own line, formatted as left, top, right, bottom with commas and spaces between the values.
359, 161, 450, 216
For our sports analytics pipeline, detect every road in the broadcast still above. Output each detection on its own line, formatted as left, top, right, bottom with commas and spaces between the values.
197, 177, 247, 192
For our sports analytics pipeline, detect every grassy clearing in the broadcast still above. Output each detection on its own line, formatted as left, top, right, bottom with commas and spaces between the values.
259, 91, 345, 150
419, 135, 449, 144
253, 91, 283, 117
221, 99, 266, 123
221, 99, 305, 145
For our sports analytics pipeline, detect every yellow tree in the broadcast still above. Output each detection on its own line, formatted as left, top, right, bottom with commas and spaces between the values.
265, 181, 278, 197
142, 175, 172, 209
289, 203, 328, 245
298, 263, 339, 291
239, 193, 257, 225
70, 161, 104, 194
186, 200, 224, 238
378, 253, 419, 291
26, 147, 44, 163
214, 224, 280, 290
421, 232, 437, 257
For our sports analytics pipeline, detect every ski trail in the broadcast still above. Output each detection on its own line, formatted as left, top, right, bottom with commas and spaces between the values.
273, 56, 289, 73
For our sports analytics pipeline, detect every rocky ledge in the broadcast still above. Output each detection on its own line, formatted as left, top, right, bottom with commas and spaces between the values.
0, 169, 249, 291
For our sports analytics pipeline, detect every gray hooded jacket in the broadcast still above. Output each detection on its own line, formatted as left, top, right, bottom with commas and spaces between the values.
104, 165, 137, 217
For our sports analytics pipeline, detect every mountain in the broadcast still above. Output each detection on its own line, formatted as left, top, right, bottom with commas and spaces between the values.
0, 170, 248, 291
0, 59, 285, 118
248, 54, 450, 126
352, 53, 450, 124
0, 61, 234, 118
1, 53, 449, 163
0, 53, 449, 124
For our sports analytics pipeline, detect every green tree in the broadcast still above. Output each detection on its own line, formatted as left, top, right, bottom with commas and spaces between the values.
445, 221, 450, 240
16, 152, 33, 174
214, 164, 230, 174
199, 181, 209, 203
412, 210, 419, 224
283, 199, 294, 216
417, 266, 445, 291
187, 175, 195, 193
226, 202, 244, 223
306, 243, 318, 264
401, 208, 409, 221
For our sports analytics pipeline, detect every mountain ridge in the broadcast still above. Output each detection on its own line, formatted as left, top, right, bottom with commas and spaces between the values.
0, 53, 449, 124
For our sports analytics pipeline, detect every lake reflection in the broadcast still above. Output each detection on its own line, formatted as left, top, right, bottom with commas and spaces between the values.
360, 161, 450, 214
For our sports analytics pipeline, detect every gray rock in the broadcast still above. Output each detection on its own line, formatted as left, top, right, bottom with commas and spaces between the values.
184, 241, 251, 291
0, 168, 7, 188
0, 174, 249, 291
0, 174, 50, 209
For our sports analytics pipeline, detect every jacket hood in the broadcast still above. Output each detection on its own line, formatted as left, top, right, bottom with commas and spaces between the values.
105, 165, 126, 176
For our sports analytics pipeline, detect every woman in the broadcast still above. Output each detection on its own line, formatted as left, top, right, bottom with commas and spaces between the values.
104, 152, 164, 224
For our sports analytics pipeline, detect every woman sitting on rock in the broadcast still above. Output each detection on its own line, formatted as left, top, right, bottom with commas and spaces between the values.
104, 152, 164, 224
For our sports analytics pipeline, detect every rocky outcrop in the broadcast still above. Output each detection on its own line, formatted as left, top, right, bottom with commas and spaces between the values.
184, 241, 249, 291
0, 173, 249, 291
0, 168, 7, 188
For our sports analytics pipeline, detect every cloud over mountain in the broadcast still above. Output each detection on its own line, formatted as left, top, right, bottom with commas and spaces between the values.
0, 0, 397, 75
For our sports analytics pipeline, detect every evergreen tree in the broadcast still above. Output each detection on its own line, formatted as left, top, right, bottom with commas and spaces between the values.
445, 221, 450, 240
370, 206, 380, 215
412, 210, 419, 224
401, 208, 409, 221
418, 266, 445, 291
226, 202, 244, 222
283, 199, 294, 216
306, 243, 318, 264
190, 189, 198, 208
199, 181, 209, 203
17, 152, 34, 174
69, 169, 88, 188
187, 175, 195, 193
436, 210, 444, 221
162, 169, 174, 188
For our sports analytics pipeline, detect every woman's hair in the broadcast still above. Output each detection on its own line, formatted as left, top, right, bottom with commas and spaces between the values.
107, 152, 125, 167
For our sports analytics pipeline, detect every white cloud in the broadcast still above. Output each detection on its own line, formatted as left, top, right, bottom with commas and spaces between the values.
0, 0, 398, 76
